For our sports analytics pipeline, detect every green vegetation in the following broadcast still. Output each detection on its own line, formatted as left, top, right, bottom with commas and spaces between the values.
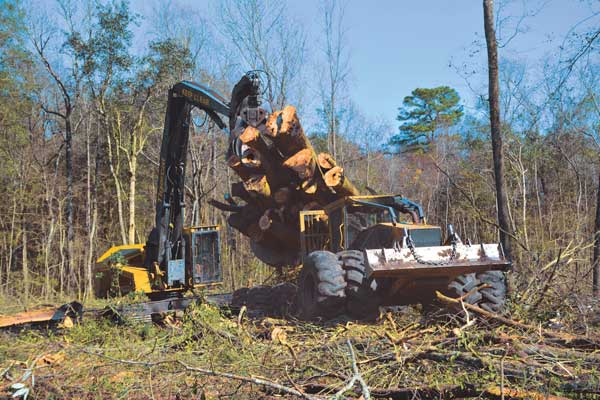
391, 86, 463, 152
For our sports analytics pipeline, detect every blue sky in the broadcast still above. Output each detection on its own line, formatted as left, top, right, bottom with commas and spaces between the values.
122, 0, 600, 126
329, 0, 597, 123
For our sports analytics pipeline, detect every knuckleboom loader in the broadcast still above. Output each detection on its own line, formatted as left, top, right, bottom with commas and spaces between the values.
95, 80, 233, 299
96, 73, 510, 319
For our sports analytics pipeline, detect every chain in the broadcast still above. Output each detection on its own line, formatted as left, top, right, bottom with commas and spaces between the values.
405, 235, 457, 266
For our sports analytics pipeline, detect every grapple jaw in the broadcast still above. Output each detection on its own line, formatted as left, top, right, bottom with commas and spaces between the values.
364, 243, 511, 279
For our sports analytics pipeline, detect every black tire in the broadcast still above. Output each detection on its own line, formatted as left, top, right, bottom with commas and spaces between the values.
477, 270, 507, 313
297, 251, 346, 320
448, 273, 482, 305
447, 271, 507, 314
339, 250, 381, 320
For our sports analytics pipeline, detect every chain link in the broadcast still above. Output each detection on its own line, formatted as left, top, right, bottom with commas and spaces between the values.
405, 236, 458, 266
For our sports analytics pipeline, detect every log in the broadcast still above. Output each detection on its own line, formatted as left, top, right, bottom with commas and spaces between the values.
231, 182, 252, 203
283, 148, 315, 180
247, 223, 264, 242
273, 187, 292, 205
258, 210, 301, 251
244, 175, 271, 199
227, 211, 255, 236
208, 199, 242, 213
317, 152, 336, 170
265, 106, 311, 156
239, 126, 295, 188
240, 146, 262, 169
239, 125, 261, 145
239, 126, 276, 162
227, 155, 255, 181
323, 166, 360, 196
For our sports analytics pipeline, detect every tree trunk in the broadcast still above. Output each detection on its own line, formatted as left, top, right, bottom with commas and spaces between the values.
65, 117, 76, 291
128, 155, 137, 244
22, 221, 28, 303
593, 168, 600, 297
106, 130, 127, 244
85, 121, 100, 298
7, 187, 17, 297
483, 0, 512, 259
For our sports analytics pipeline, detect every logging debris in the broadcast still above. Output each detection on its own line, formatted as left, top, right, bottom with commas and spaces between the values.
1, 290, 599, 399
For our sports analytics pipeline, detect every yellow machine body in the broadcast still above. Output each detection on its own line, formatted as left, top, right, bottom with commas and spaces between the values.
95, 226, 222, 299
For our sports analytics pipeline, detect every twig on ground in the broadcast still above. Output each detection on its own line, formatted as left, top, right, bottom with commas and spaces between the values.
178, 360, 321, 400
333, 340, 371, 399
79, 346, 322, 399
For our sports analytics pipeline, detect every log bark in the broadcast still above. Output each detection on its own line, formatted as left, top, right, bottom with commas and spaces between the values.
231, 181, 252, 203
258, 210, 300, 251
274, 187, 292, 205
209, 199, 243, 213
244, 175, 271, 200
227, 155, 255, 181
265, 106, 311, 156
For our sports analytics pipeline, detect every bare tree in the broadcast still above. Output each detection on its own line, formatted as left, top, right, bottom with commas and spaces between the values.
29, 6, 83, 290
319, 0, 350, 160
216, 0, 307, 110
483, 0, 512, 259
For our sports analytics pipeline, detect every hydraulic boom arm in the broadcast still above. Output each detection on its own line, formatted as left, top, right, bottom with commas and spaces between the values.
144, 81, 230, 273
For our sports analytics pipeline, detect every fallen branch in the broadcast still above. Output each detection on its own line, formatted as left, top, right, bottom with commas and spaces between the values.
483, 385, 570, 400
303, 382, 568, 400
303, 383, 481, 399
178, 360, 321, 400
81, 347, 322, 400
435, 291, 600, 349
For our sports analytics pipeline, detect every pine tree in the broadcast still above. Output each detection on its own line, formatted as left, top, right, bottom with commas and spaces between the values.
391, 86, 463, 152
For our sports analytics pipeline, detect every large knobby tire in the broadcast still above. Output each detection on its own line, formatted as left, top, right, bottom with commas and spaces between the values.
339, 250, 381, 320
477, 270, 507, 313
297, 251, 346, 320
448, 271, 507, 314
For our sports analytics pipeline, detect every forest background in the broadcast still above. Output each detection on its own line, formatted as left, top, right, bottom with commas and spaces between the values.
0, 0, 599, 324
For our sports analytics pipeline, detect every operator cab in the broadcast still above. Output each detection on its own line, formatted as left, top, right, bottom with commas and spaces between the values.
326, 195, 442, 252
299, 195, 443, 257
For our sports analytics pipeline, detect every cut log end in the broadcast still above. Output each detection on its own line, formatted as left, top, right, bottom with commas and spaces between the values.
239, 126, 260, 144
324, 166, 360, 196
259, 211, 272, 231
317, 152, 336, 170
240, 147, 262, 169
283, 148, 315, 180
324, 166, 343, 187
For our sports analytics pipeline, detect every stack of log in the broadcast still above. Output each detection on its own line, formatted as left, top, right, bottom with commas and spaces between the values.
211, 105, 359, 267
